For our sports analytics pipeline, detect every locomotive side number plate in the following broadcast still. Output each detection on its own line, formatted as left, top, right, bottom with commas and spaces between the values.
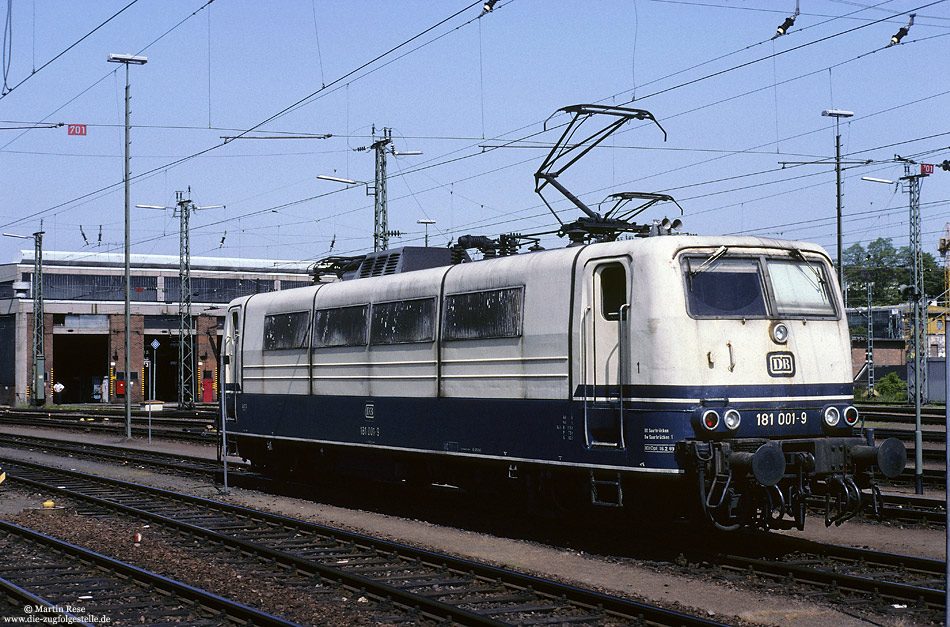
756, 411, 807, 427
766, 351, 795, 377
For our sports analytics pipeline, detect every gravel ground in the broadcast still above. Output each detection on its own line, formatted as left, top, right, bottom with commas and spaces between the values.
0, 426, 943, 627
3, 505, 384, 626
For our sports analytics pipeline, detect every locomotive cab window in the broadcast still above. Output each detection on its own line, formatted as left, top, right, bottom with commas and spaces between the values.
683, 252, 839, 319
766, 259, 836, 317
684, 258, 766, 318
263, 311, 311, 350
599, 264, 627, 320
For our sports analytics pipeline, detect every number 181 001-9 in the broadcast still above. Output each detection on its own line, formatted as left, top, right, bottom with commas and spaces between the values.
756, 411, 806, 427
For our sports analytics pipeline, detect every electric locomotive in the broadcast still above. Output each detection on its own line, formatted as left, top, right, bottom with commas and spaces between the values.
220, 105, 905, 531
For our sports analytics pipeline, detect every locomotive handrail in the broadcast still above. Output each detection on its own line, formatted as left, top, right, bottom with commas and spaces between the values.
618, 303, 630, 450
580, 305, 591, 447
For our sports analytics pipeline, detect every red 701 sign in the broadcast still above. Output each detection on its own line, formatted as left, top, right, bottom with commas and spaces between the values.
67, 124, 87, 136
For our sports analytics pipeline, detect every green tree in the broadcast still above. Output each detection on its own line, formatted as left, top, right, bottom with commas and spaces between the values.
843, 237, 945, 306
844, 237, 903, 305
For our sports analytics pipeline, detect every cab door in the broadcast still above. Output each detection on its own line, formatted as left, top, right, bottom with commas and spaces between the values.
579, 258, 630, 448
222, 305, 243, 421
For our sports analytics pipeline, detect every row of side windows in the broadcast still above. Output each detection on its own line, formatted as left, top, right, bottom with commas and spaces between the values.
263, 286, 524, 351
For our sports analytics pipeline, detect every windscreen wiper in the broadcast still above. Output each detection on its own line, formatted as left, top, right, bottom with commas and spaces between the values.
789, 248, 825, 290
688, 246, 729, 279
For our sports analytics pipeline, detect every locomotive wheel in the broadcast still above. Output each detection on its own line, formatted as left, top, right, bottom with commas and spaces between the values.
544, 471, 588, 513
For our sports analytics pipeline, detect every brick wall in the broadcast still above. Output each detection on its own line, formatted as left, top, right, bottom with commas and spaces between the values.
851, 340, 906, 378
109, 313, 145, 404
196, 315, 221, 401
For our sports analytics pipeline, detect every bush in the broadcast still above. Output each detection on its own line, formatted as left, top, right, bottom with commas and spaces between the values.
874, 372, 907, 402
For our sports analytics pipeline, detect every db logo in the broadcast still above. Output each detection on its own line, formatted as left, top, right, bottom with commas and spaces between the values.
767, 352, 795, 377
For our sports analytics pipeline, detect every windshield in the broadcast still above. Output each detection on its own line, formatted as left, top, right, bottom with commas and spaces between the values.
683, 253, 837, 319
767, 259, 835, 316
685, 258, 767, 317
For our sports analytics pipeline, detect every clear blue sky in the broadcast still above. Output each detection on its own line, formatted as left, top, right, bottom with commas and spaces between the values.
1, 0, 948, 284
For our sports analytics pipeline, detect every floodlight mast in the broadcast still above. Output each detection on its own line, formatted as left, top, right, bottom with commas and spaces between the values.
107, 53, 147, 65
821, 108, 854, 287
107, 52, 147, 438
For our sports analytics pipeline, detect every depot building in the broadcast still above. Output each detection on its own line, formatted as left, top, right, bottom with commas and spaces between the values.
0, 249, 313, 407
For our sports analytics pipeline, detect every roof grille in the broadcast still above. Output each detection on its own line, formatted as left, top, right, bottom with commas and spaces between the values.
358, 251, 402, 278
348, 247, 466, 280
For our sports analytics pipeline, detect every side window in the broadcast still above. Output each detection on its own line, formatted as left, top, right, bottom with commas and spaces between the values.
599, 264, 627, 320
263, 311, 310, 350
313, 305, 368, 348
230, 311, 240, 344
370, 298, 436, 345
443, 287, 524, 341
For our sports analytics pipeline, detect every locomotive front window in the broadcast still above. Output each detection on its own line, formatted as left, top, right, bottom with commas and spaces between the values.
685, 258, 767, 317
767, 259, 836, 316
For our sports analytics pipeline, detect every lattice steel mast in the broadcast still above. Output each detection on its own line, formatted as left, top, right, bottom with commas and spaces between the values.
372, 127, 391, 252
902, 161, 928, 494
32, 223, 44, 406
177, 190, 196, 409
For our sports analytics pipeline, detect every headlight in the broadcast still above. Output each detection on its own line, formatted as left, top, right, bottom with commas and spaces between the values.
723, 409, 741, 430
770, 322, 789, 344
823, 406, 841, 427
843, 405, 859, 426
701, 409, 720, 431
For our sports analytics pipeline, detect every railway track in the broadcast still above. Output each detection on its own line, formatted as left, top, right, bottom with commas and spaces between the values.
874, 492, 948, 525
2, 431, 945, 530
0, 432, 247, 477
0, 518, 302, 626
857, 404, 950, 425
685, 534, 945, 624
0, 408, 218, 442
0, 457, 731, 627
0, 405, 219, 420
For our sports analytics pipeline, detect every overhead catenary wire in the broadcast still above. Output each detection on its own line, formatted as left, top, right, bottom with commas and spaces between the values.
0, 0, 923, 222
6, 0, 948, 264
0, 0, 141, 100
0, 0, 217, 154
0, 0, 487, 234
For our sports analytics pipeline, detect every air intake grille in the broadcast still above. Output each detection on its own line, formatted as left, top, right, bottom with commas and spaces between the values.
358, 251, 402, 278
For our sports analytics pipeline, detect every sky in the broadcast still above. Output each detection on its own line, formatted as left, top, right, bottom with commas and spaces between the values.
1, 0, 948, 284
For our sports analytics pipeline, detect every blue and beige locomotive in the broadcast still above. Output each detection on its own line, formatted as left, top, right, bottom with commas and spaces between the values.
221, 106, 904, 531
